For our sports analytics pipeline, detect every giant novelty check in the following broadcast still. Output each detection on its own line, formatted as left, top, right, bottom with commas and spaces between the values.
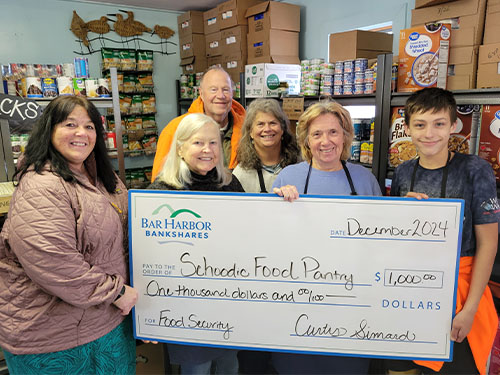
129, 191, 464, 361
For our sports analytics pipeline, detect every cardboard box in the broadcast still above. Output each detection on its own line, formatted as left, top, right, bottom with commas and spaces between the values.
218, 0, 264, 30
205, 32, 222, 57
245, 1, 300, 35
488, 0, 500, 13
447, 45, 478, 89
415, 0, 457, 8
179, 34, 206, 59
221, 25, 247, 54
177, 11, 204, 37
203, 8, 220, 34
328, 30, 393, 62
398, 24, 451, 92
180, 56, 207, 74
449, 45, 478, 64
282, 97, 304, 120
224, 51, 246, 83
413, 14, 485, 47
411, 0, 487, 25
208, 55, 223, 68
244, 63, 301, 97
484, 10, 500, 44
247, 30, 299, 64
476, 42, 500, 88
478, 105, 500, 184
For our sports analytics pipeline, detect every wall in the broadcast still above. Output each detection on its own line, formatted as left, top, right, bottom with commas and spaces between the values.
0, 0, 182, 133
281, 0, 415, 60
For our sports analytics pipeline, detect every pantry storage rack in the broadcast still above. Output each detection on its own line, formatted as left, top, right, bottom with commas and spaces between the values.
0, 68, 127, 185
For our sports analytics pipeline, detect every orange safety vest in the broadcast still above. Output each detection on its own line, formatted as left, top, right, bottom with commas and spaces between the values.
414, 256, 498, 375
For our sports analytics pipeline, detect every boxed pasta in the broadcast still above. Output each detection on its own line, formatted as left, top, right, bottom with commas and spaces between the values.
478, 105, 500, 184
397, 23, 451, 92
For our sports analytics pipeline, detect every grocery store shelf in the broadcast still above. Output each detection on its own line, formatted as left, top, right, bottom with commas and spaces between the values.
34, 97, 114, 108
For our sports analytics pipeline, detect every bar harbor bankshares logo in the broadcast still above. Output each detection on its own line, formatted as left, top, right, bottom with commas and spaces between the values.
141, 203, 213, 245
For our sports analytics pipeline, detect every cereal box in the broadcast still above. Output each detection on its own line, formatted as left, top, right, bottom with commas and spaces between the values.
478, 105, 500, 184
452, 104, 481, 155
388, 107, 416, 168
398, 23, 451, 92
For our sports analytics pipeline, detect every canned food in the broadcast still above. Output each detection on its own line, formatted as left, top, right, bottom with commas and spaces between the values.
188, 74, 195, 87
354, 72, 365, 84
364, 82, 374, 94
344, 60, 355, 73
334, 61, 344, 74
303, 89, 318, 96
180, 86, 191, 99
350, 140, 361, 161
319, 87, 332, 96
301, 59, 311, 67
321, 74, 333, 86
333, 85, 343, 95
311, 64, 322, 72
343, 84, 353, 95
354, 83, 365, 95
334, 74, 343, 86
311, 58, 324, 65
343, 72, 354, 85
355, 58, 368, 72
353, 120, 363, 140
364, 69, 374, 83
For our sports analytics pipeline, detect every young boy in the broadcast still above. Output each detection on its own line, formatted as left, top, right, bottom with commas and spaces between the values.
389, 87, 499, 375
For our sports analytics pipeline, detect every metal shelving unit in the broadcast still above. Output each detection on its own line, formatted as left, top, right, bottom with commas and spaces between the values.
0, 68, 127, 184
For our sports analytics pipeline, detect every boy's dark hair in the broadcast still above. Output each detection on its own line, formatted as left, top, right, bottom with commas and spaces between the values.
404, 87, 457, 125
15, 96, 118, 193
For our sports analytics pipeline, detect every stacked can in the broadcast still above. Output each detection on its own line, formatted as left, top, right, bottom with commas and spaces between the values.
300, 60, 311, 95
333, 61, 343, 95
319, 63, 334, 96
364, 69, 374, 94
180, 74, 197, 99
302, 58, 323, 96
179, 74, 191, 99
354, 58, 368, 95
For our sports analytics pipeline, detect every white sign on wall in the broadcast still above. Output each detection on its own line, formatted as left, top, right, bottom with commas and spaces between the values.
129, 191, 463, 361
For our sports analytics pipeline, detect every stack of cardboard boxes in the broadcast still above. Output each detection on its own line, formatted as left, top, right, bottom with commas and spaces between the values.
217, 0, 264, 84
243, 1, 301, 98
411, 0, 487, 90
204, 8, 222, 70
178, 11, 207, 75
477, 0, 500, 87
245, 1, 301, 64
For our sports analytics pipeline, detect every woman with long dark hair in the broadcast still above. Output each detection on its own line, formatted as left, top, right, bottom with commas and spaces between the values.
0, 96, 137, 375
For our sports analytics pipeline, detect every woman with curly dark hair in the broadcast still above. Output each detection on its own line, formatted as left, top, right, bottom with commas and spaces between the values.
233, 98, 299, 193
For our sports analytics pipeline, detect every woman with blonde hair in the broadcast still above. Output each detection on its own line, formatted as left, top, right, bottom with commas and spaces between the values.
147, 112, 242, 374
271, 101, 381, 374
273, 100, 381, 201
233, 98, 299, 193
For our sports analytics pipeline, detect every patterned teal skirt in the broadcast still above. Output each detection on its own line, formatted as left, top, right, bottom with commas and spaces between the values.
2, 317, 136, 375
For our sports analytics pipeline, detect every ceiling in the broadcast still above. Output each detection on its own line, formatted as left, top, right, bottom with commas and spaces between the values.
75, 0, 228, 12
